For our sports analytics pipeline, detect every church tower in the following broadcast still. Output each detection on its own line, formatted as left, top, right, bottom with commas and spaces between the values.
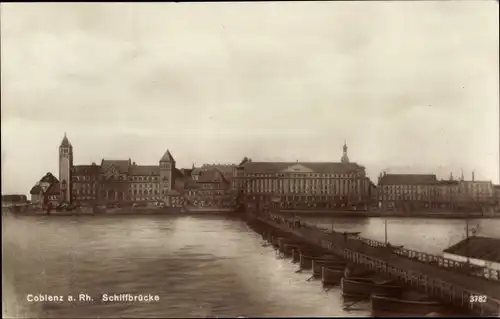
159, 149, 175, 200
341, 140, 350, 163
59, 133, 73, 203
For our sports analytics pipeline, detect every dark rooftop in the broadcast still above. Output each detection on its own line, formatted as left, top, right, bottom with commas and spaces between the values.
73, 165, 101, 176
378, 174, 437, 185
45, 182, 61, 195
100, 160, 130, 173
130, 165, 159, 176
242, 161, 363, 174
30, 185, 42, 194
444, 236, 500, 263
40, 172, 59, 184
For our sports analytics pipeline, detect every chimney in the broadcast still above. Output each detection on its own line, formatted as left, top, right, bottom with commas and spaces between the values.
472, 171, 475, 181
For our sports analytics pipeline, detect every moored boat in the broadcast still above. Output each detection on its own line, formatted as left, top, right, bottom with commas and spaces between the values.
344, 264, 376, 279
312, 260, 346, 278
282, 243, 304, 257
371, 294, 447, 316
299, 254, 339, 270
321, 267, 344, 285
341, 277, 403, 297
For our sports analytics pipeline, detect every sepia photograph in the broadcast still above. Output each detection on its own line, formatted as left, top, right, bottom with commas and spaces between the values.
1, 1, 499, 318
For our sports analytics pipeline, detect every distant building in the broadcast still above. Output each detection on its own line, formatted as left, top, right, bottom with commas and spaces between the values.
234, 142, 373, 212
1, 194, 28, 207
443, 236, 500, 273
458, 180, 495, 205
377, 173, 437, 211
378, 171, 496, 212
29, 172, 59, 205
57, 134, 188, 206
184, 166, 233, 208
431, 180, 460, 209
44, 182, 62, 206
494, 185, 500, 208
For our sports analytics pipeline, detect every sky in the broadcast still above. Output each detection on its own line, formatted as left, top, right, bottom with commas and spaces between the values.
1, 1, 499, 195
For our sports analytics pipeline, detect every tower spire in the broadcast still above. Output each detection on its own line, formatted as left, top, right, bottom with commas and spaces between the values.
341, 139, 350, 163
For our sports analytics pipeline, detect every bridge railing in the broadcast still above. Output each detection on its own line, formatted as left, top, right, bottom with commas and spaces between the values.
264, 215, 500, 316
271, 214, 500, 282
339, 247, 500, 317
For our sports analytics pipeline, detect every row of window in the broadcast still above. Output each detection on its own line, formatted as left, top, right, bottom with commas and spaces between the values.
243, 173, 362, 178
73, 183, 170, 190
185, 191, 227, 196
72, 189, 174, 196
244, 188, 359, 195
248, 195, 354, 201
73, 175, 169, 182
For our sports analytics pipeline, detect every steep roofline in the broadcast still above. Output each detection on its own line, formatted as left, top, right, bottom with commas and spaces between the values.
160, 149, 175, 162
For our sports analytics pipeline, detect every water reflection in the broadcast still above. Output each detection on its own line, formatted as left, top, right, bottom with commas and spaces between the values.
4, 214, 494, 318
3, 214, 368, 318
302, 216, 499, 254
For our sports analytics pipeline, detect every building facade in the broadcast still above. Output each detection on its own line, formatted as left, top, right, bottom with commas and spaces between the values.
184, 166, 234, 208
378, 172, 496, 212
234, 142, 374, 212
377, 173, 437, 211
57, 134, 186, 206
30, 172, 59, 205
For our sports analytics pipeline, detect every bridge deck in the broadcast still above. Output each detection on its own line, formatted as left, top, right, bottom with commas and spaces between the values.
261, 216, 500, 302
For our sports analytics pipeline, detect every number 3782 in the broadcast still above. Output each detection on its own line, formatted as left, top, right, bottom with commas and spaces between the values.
470, 295, 487, 303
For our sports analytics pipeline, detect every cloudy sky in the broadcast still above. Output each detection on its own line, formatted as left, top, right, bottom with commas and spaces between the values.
1, 2, 499, 194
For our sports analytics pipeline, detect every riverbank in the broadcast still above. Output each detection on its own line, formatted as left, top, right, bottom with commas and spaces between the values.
277, 210, 500, 219
3, 207, 240, 217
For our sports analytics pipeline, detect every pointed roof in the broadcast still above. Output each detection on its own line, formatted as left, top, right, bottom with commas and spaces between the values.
160, 149, 175, 162
40, 172, 59, 184
60, 133, 72, 148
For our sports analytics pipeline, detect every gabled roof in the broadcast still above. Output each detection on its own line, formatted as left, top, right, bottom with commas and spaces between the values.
130, 165, 159, 176
45, 182, 61, 195
378, 174, 437, 185
30, 185, 42, 195
444, 236, 500, 263
241, 161, 364, 174
192, 168, 202, 175
198, 169, 226, 183
180, 168, 193, 177
201, 164, 235, 173
73, 165, 101, 176
40, 172, 59, 184
100, 160, 130, 173
173, 168, 184, 180
184, 180, 202, 190
239, 157, 251, 166
160, 150, 175, 162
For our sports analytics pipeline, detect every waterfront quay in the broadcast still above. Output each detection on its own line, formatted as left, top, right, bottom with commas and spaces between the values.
246, 212, 500, 316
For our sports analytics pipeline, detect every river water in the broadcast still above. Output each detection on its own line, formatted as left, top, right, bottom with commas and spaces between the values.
3, 213, 499, 318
